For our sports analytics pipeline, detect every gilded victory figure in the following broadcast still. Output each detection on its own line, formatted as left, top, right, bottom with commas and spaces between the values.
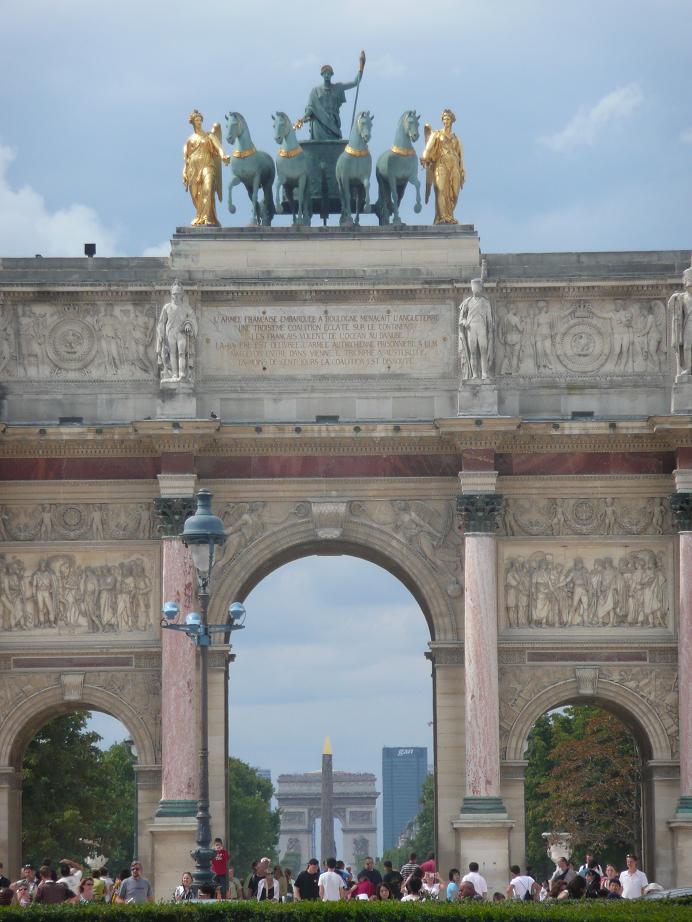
420, 108, 465, 224
183, 109, 230, 226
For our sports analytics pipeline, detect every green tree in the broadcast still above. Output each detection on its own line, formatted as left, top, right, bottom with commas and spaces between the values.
21, 712, 135, 873
524, 706, 642, 880
227, 757, 280, 876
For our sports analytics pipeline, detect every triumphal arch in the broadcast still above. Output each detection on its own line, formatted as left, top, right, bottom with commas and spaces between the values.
276, 770, 379, 868
1, 221, 691, 896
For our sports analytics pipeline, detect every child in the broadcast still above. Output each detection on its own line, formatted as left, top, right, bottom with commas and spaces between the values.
211, 838, 230, 899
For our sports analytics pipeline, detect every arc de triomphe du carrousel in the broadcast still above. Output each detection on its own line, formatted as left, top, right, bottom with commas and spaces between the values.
0, 71, 691, 898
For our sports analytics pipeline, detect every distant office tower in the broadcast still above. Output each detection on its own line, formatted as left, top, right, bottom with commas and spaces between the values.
256, 768, 272, 782
382, 747, 428, 851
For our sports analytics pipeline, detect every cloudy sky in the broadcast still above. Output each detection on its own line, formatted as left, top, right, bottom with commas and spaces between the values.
7, 0, 690, 856
1, 0, 690, 257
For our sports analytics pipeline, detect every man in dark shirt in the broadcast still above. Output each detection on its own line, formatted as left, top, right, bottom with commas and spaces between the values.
294, 859, 320, 900
360, 856, 382, 888
382, 860, 403, 899
0, 863, 9, 889
34, 866, 76, 904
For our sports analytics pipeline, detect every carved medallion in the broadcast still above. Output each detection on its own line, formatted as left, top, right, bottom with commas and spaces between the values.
46, 316, 97, 370
556, 312, 610, 373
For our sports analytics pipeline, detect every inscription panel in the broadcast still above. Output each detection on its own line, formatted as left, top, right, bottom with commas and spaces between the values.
201, 304, 454, 377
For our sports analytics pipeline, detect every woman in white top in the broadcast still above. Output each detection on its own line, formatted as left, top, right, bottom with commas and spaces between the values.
256, 869, 280, 902
173, 871, 194, 902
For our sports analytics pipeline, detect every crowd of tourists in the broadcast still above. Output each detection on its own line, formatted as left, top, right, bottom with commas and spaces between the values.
0, 845, 659, 906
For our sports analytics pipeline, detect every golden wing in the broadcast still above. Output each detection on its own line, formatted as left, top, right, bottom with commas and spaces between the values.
213, 122, 223, 202
423, 123, 434, 205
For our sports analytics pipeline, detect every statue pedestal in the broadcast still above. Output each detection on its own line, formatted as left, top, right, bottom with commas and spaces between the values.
458, 380, 499, 416
452, 813, 513, 896
672, 377, 692, 413
170, 225, 481, 278
156, 381, 196, 419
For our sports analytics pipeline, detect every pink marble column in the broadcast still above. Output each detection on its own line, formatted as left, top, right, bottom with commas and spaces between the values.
458, 492, 506, 813
672, 493, 692, 813
158, 536, 198, 813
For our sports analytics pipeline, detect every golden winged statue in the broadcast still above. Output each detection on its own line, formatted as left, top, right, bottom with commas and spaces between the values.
420, 108, 465, 225
182, 110, 230, 226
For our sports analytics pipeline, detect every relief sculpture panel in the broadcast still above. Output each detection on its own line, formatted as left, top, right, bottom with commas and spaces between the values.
495, 298, 667, 378
0, 503, 155, 542
501, 495, 670, 537
498, 540, 673, 633
0, 548, 158, 637
0, 302, 156, 380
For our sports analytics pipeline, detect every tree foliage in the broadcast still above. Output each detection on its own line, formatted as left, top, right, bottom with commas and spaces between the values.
21, 712, 135, 872
227, 757, 280, 876
524, 706, 642, 880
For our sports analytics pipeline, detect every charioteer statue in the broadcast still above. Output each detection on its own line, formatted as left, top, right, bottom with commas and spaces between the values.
296, 54, 365, 140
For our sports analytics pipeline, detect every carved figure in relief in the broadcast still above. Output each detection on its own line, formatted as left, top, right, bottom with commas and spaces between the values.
669, 266, 692, 377
636, 304, 664, 372
38, 505, 52, 540
96, 308, 125, 375
32, 559, 58, 627
156, 281, 198, 383
0, 506, 10, 542
533, 302, 555, 371
90, 504, 104, 540
217, 502, 265, 564
17, 306, 46, 377
498, 305, 524, 374
127, 311, 155, 375
459, 278, 494, 379
612, 300, 635, 373
82, 567, 103, 632
549, 500, 567, 536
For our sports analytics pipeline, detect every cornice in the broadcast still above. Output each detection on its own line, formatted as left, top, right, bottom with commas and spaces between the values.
1, 417, 690, 460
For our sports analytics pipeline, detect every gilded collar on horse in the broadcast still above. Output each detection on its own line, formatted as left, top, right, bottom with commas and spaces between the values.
390, 145, 416, 157
233, 145, 257, 159
278, 145, 303, 159
344, 144, 369, 158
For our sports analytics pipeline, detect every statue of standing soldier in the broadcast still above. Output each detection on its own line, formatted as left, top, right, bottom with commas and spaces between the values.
296, 54, 365, 140
669, 266, 692, 378
459, 278, 494, 380
156, 280, 198, 384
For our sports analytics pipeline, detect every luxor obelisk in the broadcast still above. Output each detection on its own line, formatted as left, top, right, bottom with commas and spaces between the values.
320, 736, 337, 863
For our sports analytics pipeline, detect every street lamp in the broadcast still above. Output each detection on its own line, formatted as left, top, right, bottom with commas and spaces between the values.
160, 489, 246, 894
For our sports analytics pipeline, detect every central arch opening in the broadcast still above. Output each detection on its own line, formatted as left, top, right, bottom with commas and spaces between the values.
227, 553, 434, 871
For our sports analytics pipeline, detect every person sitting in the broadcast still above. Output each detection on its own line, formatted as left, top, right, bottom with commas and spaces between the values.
256, 868, 280, 901
606, 879, 623, 900
585, 868, 605, 898
566, 875, 586, 899
374, 882, 395, 901
460, 881, 483, 901
174, 871, 194, 902
350, 871, 375, 900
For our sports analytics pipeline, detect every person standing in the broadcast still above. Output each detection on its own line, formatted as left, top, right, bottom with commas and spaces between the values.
462, 861, 488, 898
211, 837, 230, 898
34, 866, 76, 904
256, 868, 280, 901
507, 865, 539, 901
173, 872, 194, 902
294, 858, 320, 901
382, 860, 403, 899
318, 858, 345, 901
360, 856, 382, 889
619, 854, 648, 899
399, 852, 420, 886
226, 866, 244, 900
115, 861, 153, 904
446, 868, 461, 902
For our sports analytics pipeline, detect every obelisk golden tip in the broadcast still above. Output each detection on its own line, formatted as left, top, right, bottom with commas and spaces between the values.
323, 735, 332, 755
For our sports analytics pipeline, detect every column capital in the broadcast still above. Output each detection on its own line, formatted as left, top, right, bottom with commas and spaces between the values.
671, 493, 692, 532
456, 493, 504, 533
153, 496, 196, 537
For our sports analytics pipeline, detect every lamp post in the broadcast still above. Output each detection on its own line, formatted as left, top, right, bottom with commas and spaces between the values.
160, 489, 246, 894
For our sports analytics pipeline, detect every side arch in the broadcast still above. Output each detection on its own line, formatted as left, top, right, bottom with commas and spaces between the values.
505, 678, 672, 763
0, 681, 158, 769
209, 517, 460, 641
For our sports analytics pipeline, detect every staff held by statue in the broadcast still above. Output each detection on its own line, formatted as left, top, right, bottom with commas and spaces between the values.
350, 50, 367, 130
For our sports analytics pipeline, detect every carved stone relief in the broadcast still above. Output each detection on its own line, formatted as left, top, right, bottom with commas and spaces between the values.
498, 664, 679, 758
494, 298, 667, 378
0, 503, 155, 542
501, 495, 671, 537
348, 810, 374, 824
0, 550, 157, 635
350, 499, 463, 597
499, 542, 672, 630
1, 302, 156, 380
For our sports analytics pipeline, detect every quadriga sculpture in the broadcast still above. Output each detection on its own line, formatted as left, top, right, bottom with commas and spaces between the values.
375, 110, 422, 225
272, 112, 311, 226
225, 111, 276, 226
335, 110, 373, 226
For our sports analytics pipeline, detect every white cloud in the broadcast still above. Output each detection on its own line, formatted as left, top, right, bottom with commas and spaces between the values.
142, 240, 170, 257
540, 83, 644, 152
680, 128, 692, 145
0, 143, 121, 257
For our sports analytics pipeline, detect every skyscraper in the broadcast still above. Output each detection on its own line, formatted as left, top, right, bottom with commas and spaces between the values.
382, 747, 428, 851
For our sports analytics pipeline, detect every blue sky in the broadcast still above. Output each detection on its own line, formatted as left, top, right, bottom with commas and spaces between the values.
1, 0, 690, 256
